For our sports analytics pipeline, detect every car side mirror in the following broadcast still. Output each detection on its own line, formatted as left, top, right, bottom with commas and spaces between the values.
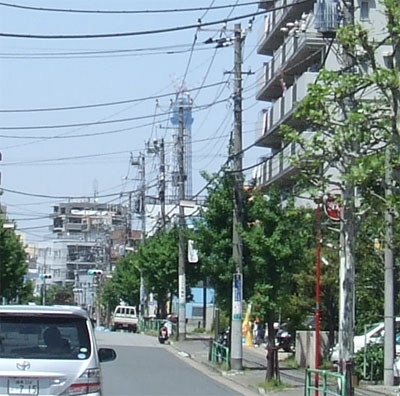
98, 347, 117, 363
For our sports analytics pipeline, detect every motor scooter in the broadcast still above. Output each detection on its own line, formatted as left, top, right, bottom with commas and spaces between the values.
275, 325, 292, 352
158, 323, 169, 344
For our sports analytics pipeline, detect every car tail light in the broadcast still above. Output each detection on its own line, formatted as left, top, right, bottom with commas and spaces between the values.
62, 368, 101, 395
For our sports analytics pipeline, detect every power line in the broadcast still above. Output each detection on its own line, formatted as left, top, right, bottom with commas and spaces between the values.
0, 1, 261, 14
0, 4, 307, 40
0, 42, 205, 57
0, 187, 140, 200
0, 97, 230, 130
0, 80, 227, 113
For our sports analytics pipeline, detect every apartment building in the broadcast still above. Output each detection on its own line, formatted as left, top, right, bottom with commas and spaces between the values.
36, 201, 130, 308
254, 0, 387, 190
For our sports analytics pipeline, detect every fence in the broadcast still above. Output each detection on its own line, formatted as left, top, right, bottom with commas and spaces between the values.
138, 318, 164, 333
305, 368, 346, 396
210, 341, 230, 370
138, 318, 177, 336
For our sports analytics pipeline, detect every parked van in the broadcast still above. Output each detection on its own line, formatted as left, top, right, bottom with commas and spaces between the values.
331, 318, 400, 362
0, 304, 116, 395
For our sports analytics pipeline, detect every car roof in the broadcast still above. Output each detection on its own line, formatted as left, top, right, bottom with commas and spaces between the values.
0, 305, 89, 319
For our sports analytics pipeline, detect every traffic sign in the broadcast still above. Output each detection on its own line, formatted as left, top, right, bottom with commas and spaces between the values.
324, 195, 341, 221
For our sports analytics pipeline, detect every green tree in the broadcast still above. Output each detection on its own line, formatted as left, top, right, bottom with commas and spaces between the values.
0, 220, 28, 303
280, 5, 400, 383
194, 173, 236, 313
46, 283, 74, 305
243, 188, 313, 380
109, 253, 141, 307
137, 228, 178, 318
100, 228, 179, 318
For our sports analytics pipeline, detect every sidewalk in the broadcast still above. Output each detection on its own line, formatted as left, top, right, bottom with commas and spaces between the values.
170, 336, 400, 396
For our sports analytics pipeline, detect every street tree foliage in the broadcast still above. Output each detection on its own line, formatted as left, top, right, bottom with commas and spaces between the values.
290, 228, 339, 345
100, 228, 179, 317
194, 173, 237, 313
136, 228, 178, 318
46, 283, 74, 305
0, 220, 29, 303
243, 188, 313, 380
103, 253, 141, 309
281, 0, 400, 333
195, 172, 315, 379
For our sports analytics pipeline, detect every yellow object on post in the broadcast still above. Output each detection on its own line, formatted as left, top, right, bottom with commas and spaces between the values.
242, 304, 253, 346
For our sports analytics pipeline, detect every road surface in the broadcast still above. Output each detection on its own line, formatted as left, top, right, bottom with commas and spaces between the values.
96, 331, 245, 396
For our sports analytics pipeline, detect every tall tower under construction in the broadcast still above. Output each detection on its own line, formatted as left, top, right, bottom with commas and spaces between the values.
170, 92, 194, 201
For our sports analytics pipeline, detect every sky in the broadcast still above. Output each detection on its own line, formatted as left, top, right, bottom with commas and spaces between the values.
0, 0, 268, 244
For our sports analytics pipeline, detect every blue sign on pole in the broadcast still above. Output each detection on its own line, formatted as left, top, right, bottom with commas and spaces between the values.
234, 274, 241, 302
233, 273, 242, 320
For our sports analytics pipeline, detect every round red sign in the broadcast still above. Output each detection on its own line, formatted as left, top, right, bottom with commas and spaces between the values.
324, 196, 341, 221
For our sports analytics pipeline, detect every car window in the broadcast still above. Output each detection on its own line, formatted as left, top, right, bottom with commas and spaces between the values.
0, 315, 91, 360
370, 328, 384, 338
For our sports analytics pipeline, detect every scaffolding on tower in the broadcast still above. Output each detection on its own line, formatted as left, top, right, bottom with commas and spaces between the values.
170, 92, 194, 202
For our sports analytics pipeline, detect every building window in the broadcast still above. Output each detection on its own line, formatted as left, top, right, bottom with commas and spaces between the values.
360, 0, 369, 20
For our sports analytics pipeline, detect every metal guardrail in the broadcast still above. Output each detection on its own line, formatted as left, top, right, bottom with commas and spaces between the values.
138, 318, 177, 336
211, 341, 230, 370
305, 368, 346, 396
138, 318, 164, 332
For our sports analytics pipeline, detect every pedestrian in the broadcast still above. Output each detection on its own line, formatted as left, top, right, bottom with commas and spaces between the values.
256, 323, 264, 347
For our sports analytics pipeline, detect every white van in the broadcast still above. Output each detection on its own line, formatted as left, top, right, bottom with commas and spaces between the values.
0, 305, 116, 395
111, 305, 138, 333
331, 318, 400, 362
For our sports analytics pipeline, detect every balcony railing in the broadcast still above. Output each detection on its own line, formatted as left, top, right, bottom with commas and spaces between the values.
254, 131, 315, 188
257, 30, 323, 100
256, 72, 318, 146
257, 0, 314, 54
253, 143, 296, 187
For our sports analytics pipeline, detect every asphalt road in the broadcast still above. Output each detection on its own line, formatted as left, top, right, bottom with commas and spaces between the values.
95, 331, 244, 396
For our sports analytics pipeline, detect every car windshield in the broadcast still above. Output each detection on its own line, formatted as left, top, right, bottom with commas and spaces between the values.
0, 314, 91, 360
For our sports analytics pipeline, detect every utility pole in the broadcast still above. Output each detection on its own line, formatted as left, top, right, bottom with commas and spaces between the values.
140, 152, 147, 318
178, 104, 187, 342
126, 192, 132, 247
131, 153, 147, 319
231, 23, 244, 371
337, 0, 356, 394
160, 138, 166, 229
382, 28, 400, 385
384, 146, 395, 385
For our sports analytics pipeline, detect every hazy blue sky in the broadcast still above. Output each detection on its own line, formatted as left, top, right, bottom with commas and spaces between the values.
0, 1, 267, 243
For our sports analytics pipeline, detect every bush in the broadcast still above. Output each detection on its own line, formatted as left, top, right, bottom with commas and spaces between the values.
354, 342, 384, 382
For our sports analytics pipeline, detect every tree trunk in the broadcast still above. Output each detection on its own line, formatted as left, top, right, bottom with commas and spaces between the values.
265, 318, 276, 381
338, 177, 356, 396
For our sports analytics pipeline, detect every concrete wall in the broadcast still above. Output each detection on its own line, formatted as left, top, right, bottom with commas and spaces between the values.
295, 330, 330, 368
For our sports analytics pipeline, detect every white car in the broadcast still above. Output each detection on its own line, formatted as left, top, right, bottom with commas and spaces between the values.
330, 318, 400, 362
0, 305, 116, 395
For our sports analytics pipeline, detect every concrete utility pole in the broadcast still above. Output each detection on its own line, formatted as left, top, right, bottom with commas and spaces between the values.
382, 28, 400, 385
131, 153, 147, 319
230, 23, 244, 371
126, 192, 132, 247
160, 139, 166, 229
384, 146, 395, 386
140, 152, 147, 318
178, 104, 187, 341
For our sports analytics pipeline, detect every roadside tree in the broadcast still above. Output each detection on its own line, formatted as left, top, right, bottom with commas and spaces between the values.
0, 220, 29, 303
281, 4, 400, 383
137, 228, 178, 318
243, 187, 313, 380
